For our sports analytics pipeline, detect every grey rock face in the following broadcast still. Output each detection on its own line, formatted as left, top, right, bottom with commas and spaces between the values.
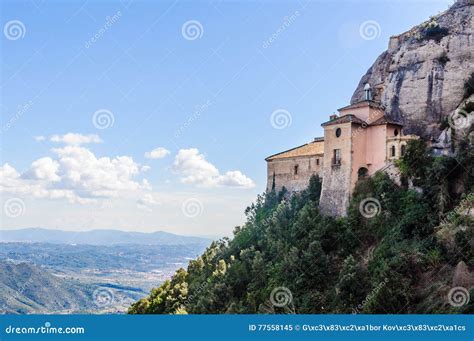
351, 0, 474, 139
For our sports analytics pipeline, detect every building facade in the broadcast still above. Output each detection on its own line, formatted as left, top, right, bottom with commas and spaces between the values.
265, 138, 324, 193
265, 87, 418, 216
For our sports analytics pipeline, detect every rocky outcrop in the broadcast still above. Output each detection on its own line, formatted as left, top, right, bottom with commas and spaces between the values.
351, 0, 474, 140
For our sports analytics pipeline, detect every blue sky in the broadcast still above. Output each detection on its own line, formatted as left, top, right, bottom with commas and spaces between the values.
1, 0, 453, 237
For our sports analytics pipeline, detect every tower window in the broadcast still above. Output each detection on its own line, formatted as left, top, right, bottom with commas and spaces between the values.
401, 144, 406, 156
333, 149, 341, 165
391, 145, 396, 157
394, 129, 399, 136
294, 165, 298, 175
335, 128, 342, 138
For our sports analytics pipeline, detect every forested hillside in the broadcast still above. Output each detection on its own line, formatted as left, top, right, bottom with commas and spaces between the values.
129, 139, 473, 314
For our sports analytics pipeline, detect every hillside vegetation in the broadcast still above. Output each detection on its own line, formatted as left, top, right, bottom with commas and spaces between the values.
0, 261, 95, 314
129, 140, 473, 314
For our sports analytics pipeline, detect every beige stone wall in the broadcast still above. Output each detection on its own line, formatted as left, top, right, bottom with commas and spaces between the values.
319, 122, 353, 216
386, 133, 418, 161
365, 125, 387, 173
266, 155, 323, 193
350, 123, 369, 192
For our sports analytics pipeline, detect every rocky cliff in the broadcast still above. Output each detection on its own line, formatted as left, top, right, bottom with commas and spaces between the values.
351, 0, 474, 140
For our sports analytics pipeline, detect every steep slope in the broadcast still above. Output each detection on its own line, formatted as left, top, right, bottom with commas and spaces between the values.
129, 140, 473, 314
0, 261, 94, 314
351, 0, 473, 139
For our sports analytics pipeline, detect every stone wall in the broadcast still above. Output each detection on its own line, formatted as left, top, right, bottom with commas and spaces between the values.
319, 122, 353, 216
266, 155, 323, 193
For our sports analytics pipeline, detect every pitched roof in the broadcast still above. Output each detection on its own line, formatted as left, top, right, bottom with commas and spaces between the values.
265, 139, 324, 161
369, 116, 404, 126
321, 114, 366, 127
337, 100, 384, 111
321, 112, 404, 127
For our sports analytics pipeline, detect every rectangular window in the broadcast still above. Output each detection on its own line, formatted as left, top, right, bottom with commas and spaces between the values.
333, 149, 341, 165
316, 158, 320, 166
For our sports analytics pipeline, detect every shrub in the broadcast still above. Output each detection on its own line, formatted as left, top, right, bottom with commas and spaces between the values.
422, 25, 449, 42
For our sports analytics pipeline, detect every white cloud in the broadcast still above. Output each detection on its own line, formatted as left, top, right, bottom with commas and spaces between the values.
50, 133, 102, 145
144, 147, 170, 159
34, 136, 45, 142
136, 193, 161, 211
0, 146, 150, 204
217, 171, 256, 188
172, 148, 255, 188
23, 157, 61, 182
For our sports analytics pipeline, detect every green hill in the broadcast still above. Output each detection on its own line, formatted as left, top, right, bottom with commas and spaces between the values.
129, 139, 473, 314
0, 261, 95, 314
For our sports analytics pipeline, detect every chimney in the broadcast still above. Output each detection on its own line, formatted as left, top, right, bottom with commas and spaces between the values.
329, 114, 338, 120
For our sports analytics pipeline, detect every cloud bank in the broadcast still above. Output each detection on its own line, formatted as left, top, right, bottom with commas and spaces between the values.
172, 148, 255, 188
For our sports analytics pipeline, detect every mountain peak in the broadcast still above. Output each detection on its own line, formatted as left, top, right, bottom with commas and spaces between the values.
351, 0, 473, 139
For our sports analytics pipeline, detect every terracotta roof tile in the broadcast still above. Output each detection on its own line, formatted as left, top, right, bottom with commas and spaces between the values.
369, 116, 404, 126
337, 100, 384, 111
321, 114, 366, 126
266, 140, 324, 161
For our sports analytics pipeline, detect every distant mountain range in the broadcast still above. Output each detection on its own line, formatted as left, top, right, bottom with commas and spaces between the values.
0, 228, 212, 246
0, 228, 212, 314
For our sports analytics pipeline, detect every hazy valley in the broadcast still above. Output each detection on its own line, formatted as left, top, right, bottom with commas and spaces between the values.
0, 228, 211, 314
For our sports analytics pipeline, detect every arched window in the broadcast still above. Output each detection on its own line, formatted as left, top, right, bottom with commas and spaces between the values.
401, 144, 406, 156
358, 167, 368, 179
294, 165, 298, 175
391, 145, 396, 157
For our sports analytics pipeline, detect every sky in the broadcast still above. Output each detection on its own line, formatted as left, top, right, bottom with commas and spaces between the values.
1, 0, 453, 238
